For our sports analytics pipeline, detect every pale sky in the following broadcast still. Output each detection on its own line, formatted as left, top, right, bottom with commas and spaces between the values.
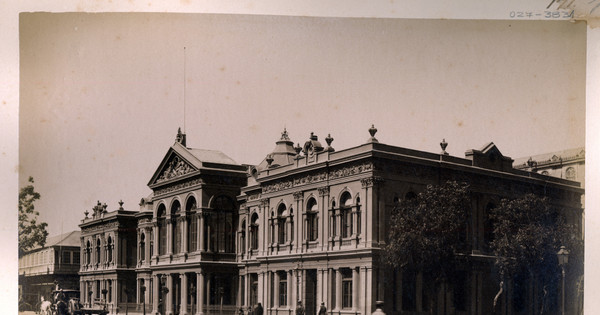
19, 13, 586, 237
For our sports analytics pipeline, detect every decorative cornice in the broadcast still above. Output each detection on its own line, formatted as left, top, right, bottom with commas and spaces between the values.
154, 178, 203, 197
330, 162, 373, 180
360, 176, 384, 188
248, 194, 260, 201
293, 172, 327, 187
260, 198, 270, 207
81, 221, 119, 233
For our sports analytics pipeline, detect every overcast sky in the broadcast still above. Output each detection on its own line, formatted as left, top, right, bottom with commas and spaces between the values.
19, 13, 586, 236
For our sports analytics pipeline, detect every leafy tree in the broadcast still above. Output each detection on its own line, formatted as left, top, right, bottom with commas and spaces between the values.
383, 181, 471, 312
490, 193, 582, 314
18, 176, 48, 257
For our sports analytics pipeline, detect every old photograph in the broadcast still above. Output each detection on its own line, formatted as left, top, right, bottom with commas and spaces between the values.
16, 12, 586, 315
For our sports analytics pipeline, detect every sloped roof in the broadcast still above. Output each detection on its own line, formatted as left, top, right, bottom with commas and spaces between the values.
187, 147, 238, 165
31, 230, 81, 250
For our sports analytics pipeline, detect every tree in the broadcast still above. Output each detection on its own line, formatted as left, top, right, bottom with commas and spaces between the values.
490, 193, 582, 314
18, 176, 48, 257
383, 181, 471, 312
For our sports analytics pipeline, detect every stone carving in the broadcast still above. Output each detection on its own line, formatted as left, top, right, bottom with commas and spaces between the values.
318, 186, 330, 196
248, 194, 260, 201
293, 191, 304, 200
360, 176, 384, 188
329, 162, 373, 180
81, 221, 119, 233
157, 156, 194, 183
262, 181, 293, 194
154, 178, 203, 196
293, 172, 327, 186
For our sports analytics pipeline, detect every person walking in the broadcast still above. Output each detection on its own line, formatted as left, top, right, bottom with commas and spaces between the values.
318, 302, 327, 315
255, 303, 263, 315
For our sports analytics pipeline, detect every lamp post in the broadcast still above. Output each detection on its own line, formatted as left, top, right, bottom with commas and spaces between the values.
124, 287, 134, 315
557, 245, 569, 315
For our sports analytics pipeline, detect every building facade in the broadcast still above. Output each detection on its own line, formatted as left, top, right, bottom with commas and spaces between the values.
79, 200, 138, 313
19, 231, 81, 309
79, 127, 583, 315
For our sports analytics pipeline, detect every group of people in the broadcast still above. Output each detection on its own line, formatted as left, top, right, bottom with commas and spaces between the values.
240, 301, 328, 315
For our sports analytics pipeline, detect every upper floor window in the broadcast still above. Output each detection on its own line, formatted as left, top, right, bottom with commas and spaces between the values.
139, 233, 146, 262
208, 196, 235, 253
340, 192, 353, 238
250, 213, 259, 250
566, 167, 576, 180
157, 204, 167, 255
240, 220, 246, 254
172, 200, 182, 254
186, 196, 198, 252
86, 240, 91, 265
107, 236, 113, 263
277, 204, 287, 244
306, 198, 318, 241
95, 238, 101, 265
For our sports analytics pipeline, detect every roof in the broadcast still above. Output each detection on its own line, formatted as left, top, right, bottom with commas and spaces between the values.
187, 147, 238, 165
31, 230, 80, 250
513, 147, 585, 168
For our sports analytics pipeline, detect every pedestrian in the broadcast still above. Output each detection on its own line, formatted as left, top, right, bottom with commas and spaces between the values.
318, 302, 327, 315
296, 301, 305, 315
255, 303, 263, 315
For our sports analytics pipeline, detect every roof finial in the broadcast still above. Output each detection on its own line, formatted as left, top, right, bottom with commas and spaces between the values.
440, 139, 449, 155
175, 127, 187, 146
325, 133, 335, 152
280, 127, 290, 141
367, 124, 378, 143
118, 200, 124, 210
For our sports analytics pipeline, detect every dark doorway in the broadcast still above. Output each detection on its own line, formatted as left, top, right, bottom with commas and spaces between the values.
305, 270, 317, 315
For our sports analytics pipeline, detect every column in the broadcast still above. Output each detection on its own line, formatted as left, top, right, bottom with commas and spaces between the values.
197, 271, 205, 315
318, 187, 329, 250
360, 268, 367, 314
288, 270, 293, 307
335, 269, 342, 311
152, 275, 159, 314
352, 268, 359, 311
167, 274, 174, 315
167, 218, 173, 255
206, 217, 212, 252
182, 216, 189, 254
206, 273, 211, 313
365, 267, 373, 315
316, 269, 323, 308
274, 272, 280, 308
199, 213, 205, 252
153, 222, 159, 259
137, 278, 142, 305
114, 232, 120, 266
181, 273, 188, 315
361, 178, 373, 248
258, 272, 264, 307
145, 228, 152, 262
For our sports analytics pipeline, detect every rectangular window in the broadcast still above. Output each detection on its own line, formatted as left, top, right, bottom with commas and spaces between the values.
270, 273, 275, 308
250, 274, 258, 308
73, 251, 80, 264
62, 251, 71, 264
279, 272, 288, 307
356, 205, 361, 235
159, 220, 166, 255
342, 269, 352, 309
342, 209, 352, 238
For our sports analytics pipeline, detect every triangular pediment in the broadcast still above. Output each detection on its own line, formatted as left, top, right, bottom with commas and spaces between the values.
148, 143, 201, 187
479, 142, 505, 158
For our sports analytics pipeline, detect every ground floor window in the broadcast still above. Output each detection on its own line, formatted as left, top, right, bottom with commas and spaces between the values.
342, 269, 352, 309
279, 272, 288, 307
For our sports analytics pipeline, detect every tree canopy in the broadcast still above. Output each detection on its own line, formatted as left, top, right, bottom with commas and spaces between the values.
383, 181, 471, 308
18, 176, 48, 257
490, 193, 582, 314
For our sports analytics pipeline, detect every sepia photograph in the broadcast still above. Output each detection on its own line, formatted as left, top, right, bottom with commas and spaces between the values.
12, 4, 594, 315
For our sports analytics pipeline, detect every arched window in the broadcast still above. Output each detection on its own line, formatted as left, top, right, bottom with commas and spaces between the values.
290, 208, 294, 243
306, 198, 318, 241
186, 196, 198, 252
157, 204, 167, 255
209, 196, 235, 253
250, 213, 259, 250
566, 167, 576, 180
95, 238, 101, 265
139, 233, 146, 262
277, 204, 287, 244
86, 240, 91, 265
171, 200, 182, 254
340, 192, 353, 238
106, 236, 113, 263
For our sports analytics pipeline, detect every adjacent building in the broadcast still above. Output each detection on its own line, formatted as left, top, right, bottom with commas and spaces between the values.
79, 127, 583, 315
19, 230, 81, 308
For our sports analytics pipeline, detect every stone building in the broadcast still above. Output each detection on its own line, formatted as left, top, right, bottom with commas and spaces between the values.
79, 127, 583, 315
19, 230, 81, 308
79, 200, 138, 313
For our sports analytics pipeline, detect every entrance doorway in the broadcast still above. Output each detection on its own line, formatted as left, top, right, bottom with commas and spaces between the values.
305, 270, 317, 315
